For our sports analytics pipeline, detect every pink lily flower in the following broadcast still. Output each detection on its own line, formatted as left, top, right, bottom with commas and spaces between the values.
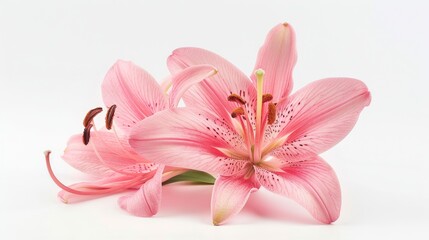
45, 60, 217, 217
129, 23, 371, 224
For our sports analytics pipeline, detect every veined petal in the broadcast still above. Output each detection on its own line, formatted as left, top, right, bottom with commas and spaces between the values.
251, 23, 297, 101
267, 78, 370, 158
254, 156, 341, 223
63, 134, 114, 176
118, 165, 164, 217
129, 108, 248, 175
168, 47, 256, 128
63, 131, 155, 176
211, 174, 260, 225
102, 60, 167, 132
169, 64, 218, 108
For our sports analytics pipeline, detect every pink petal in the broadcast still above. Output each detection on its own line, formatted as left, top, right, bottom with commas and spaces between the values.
118, 165, 164, 217
168, 47, 256, 128
63, 131, 155, 176
268, 78, 371, 159
102, 60, 167, 132
63, 134, 114, 176
254, 156, 341, 223
168, 64, 218, 108
129, 108, 248, 175
211, 174, 260, 225
251, 23, 297, 101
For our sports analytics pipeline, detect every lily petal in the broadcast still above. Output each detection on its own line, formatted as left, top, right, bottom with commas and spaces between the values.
268, 78, 371, 158
129, 108, 248, 175
102, 60, 167, 132
254, 156, 341, 223
63, 131, 155, 176
251, 23, 297, 101
169, 64, 218, 108
63, 134, 115, 176
211, 174, 260, 225
168, 47, 256, 128
118, 165, 164, 217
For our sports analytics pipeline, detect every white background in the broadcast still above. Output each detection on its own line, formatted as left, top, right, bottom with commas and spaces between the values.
1, 0, 428, 239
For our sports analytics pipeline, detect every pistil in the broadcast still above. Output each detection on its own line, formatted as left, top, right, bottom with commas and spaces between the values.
255, 69, 265, 134
44, 151, 145, 196
254, 69, 265, 162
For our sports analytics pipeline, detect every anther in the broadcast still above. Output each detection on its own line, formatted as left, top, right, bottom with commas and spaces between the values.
105, 104, 117, 130
83, 124, 93, 145
262, 94, 273, 103
231, 107, 245, 118
267, 102, 277, 124
227, 94, 246, 105
83, 107, 103, 127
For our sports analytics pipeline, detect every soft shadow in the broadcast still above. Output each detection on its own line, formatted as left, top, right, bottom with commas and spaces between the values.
157, 184, 213, 221
243, 190, 319, 225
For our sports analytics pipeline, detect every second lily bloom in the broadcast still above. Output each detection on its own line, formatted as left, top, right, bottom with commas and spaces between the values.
46, 60, 217, 217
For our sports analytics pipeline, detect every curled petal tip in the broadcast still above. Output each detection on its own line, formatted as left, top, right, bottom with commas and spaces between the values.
58, 195, 69, 204
212, 215, 224, 226
365, 91, 372, 106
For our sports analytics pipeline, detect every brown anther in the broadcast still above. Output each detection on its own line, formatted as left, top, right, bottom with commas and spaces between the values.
105, 105, 117, 130
227, 94, 246, 105
231, 107, 245, 118
82, 124, 93, 145
262, 94, 273, 103
83, 107, 103, 127
267, 102, 277, 124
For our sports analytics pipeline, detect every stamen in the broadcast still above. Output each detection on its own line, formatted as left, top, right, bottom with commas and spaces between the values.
267, 102, 277, 124
83, 107, 103, 127
89, 115, 154, 176
227, 94, 246, 105
105, 104, 117, 130
262, 94, 273, 103
231, 107, 245, 118
83, 124, 93, 145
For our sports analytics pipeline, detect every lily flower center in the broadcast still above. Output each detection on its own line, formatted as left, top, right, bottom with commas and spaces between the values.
228, 69, 277, 164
